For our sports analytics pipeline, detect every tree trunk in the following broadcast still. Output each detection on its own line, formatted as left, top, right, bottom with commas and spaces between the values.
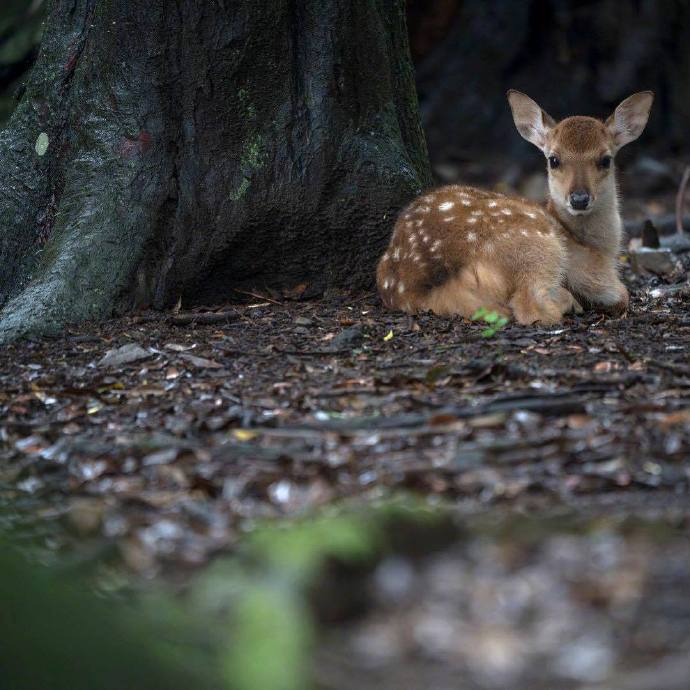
0, 0, 431, 341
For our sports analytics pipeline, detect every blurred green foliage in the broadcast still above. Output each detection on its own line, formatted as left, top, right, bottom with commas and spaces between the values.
0, 0, 46, 124
0, 502, 430, 690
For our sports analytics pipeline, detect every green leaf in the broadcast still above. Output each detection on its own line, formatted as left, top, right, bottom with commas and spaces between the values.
496, 317, 509, 328
483, 311, 500, 324
35, 132, 49, 157
471, 307, 488, 320
481, 327, 496, 338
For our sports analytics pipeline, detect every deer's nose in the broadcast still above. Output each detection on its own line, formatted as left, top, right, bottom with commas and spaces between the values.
569, 190, 591, 210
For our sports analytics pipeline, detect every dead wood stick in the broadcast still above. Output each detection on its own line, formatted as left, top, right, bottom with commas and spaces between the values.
232, 288, 283, 306
168, 310, 239, 326
645, 359, 690, 376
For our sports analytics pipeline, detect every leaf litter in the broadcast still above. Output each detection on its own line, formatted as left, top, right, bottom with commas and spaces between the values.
1, 255, 690, 688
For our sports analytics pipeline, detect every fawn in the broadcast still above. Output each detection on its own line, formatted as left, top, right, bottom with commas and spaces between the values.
377, 91, 654, 324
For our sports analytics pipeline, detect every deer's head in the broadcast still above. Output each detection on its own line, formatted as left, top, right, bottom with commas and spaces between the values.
507, 90, 653, 217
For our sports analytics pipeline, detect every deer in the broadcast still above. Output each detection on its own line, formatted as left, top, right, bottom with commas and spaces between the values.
376, 91, 654, 325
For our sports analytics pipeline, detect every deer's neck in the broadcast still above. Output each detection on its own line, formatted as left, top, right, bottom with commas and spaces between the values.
547, 187, 622, 257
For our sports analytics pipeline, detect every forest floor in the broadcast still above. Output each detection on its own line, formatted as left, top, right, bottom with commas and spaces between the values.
2, 261, 690, 688
2, 187, 690, 688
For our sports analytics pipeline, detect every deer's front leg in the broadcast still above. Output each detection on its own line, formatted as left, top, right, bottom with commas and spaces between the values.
566, 243, 629, 316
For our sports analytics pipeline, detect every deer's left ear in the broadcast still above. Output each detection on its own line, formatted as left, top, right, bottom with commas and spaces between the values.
606, 91, 654, 152
507, 90, 556, 152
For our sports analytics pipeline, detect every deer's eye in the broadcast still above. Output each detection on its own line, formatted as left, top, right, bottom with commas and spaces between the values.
548, 155, 560, 170
599, 155, 612, 169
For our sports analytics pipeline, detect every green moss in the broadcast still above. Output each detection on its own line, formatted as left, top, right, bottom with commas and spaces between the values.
230, 132, 267, 202
230, 177, 250, 202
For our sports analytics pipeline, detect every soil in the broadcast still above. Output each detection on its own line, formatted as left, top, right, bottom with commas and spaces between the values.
1, 244, 689, 565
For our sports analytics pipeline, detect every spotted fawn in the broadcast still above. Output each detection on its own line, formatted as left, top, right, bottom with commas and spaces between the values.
377, 91, 654, 325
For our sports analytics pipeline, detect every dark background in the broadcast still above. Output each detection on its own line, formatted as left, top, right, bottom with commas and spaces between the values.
2, 0, 688, 182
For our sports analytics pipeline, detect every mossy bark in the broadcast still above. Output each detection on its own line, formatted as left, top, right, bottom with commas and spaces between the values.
0, 0, 431, 341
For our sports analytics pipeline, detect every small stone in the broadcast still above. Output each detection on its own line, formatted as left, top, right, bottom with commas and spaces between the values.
330, 325, 364, 350
294, 316, 313, 326
99, 343, 151, 368
630, 247, 678, 275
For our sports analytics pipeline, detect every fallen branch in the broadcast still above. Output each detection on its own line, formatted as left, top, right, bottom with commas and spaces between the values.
168, 310, 239, 326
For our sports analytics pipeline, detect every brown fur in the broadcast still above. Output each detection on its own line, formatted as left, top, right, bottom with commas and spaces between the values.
376, 186, 575, 325
376, 91, 653, 325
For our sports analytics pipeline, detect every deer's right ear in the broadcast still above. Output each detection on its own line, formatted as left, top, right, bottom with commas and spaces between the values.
507, 90, 555, 152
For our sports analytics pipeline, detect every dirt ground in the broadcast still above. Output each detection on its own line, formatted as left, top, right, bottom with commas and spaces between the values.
1, 247, 689, 563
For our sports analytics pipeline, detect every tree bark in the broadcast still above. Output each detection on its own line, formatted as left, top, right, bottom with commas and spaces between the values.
0, 0, 431, 341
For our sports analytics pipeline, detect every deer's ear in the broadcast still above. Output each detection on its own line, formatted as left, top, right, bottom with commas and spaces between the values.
507, 90, 556, 152
606, 91, 654, 152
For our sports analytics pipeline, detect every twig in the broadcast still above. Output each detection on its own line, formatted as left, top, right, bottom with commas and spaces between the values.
615, 341, 637, 363
350, 291, 377, 304
675, 165, 690, 235
232, 288, 283, 306
168, 310, 239, 326
273, 347, 350, 357
645, 359, 690, 376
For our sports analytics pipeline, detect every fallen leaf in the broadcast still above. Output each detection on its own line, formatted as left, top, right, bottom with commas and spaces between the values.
99, 343, 152, 368
180, 354, 222, 369
165, 343, 196, 352
233, 429, 258, 441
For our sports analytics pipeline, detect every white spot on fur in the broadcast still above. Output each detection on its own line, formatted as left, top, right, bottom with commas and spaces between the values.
415, 219, 424, 227
471, 210, 483, 217
381, 253, 389, 262
520, 229, 529, 236
501, 208, 512, 215
467, 232, 477, 241
525, 211, 538, 219
438, 201, 454, 211
490, 212, 501, 217
383, 279, 390, 289
398, 282, 405, 294
417, 205, 430, 213
405, 220, 413, 228
487, 201, 498, 208
485, 242, 494, 252
403, 213, 411, 220
467, 217, 477, 224
443, 216, 455, 222
393, 247, 400, 260
422, 234, 430, 243
413, 254, 422, 263
461, 199, 471, 206
431, 240, 441, 252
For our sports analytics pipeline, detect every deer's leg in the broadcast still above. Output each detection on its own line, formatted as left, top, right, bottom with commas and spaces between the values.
566, 246, 629, 316
510, 283, 579, 325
